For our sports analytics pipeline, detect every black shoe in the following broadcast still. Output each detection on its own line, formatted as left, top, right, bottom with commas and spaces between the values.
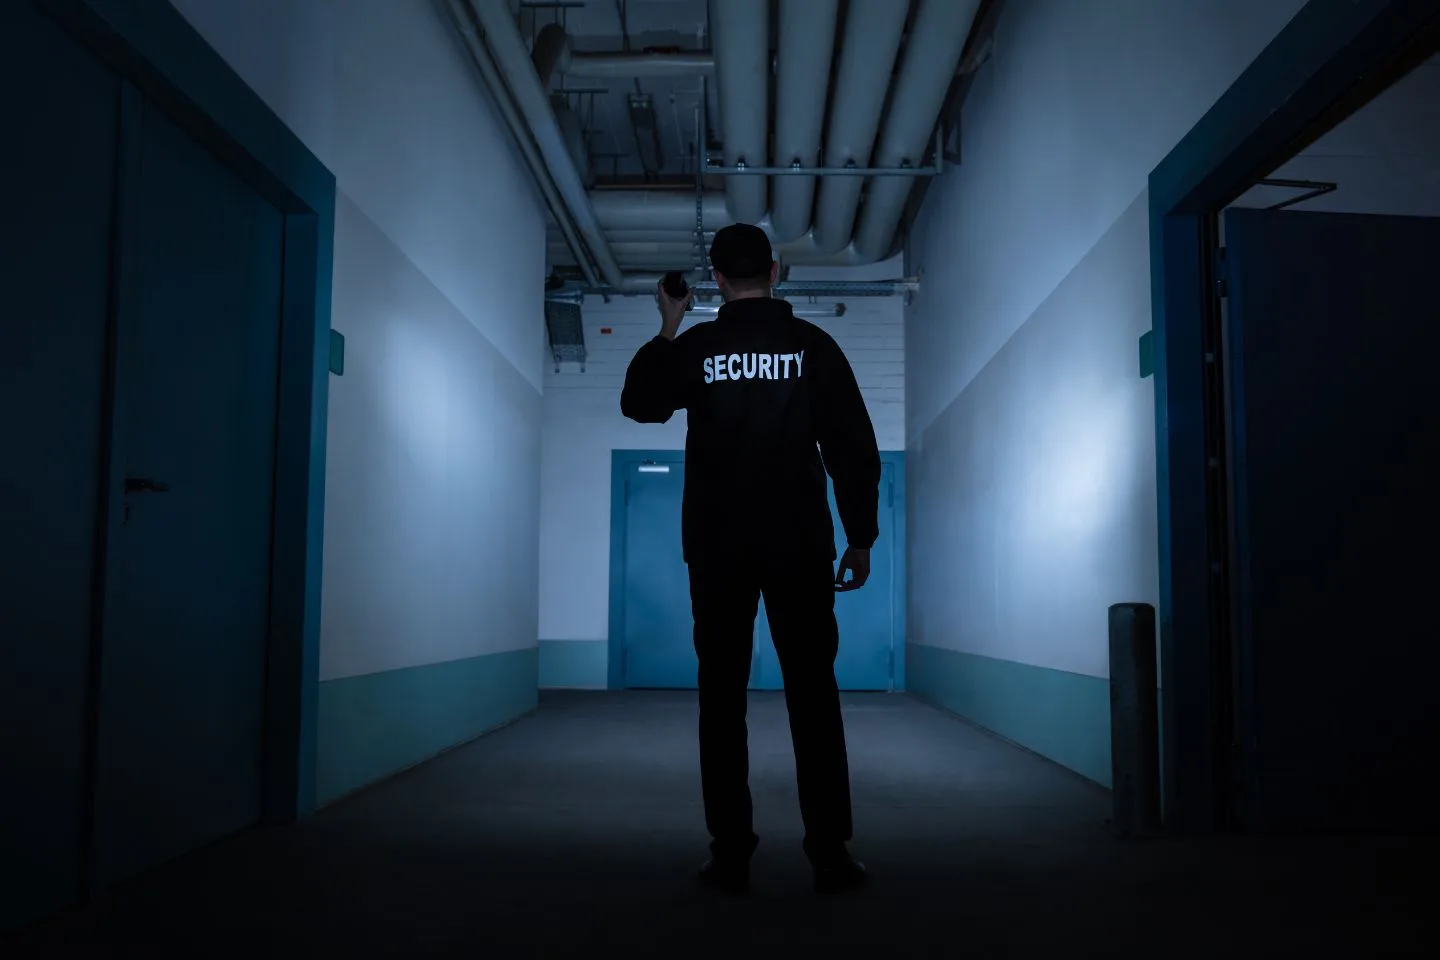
698, 858, 750, 894
811, 851, 868, 894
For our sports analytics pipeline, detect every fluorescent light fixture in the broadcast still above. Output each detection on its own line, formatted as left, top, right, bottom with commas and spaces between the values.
637, 465, 671, 473
687, 302, 844, 321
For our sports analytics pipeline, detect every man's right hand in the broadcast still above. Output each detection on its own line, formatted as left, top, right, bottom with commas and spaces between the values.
656, 279, 692, 340
834, 547, 870, 592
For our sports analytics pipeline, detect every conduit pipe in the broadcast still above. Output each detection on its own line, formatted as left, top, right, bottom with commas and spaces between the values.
547, 241, 702, 263
532, 24, 594, 188
769, 0, 840, 243
710, 0, 770, 223
851, 0, 980, 260
565, 190, 900, 267
562, 50, 713, 77
596, 276, 920, 297
808, 0, 909, 253
443, 0, 600, 288
467, 0, 624, 287
533, 26, 713, 77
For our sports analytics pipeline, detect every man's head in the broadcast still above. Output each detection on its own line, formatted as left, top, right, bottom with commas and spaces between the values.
708, 223, 778, 301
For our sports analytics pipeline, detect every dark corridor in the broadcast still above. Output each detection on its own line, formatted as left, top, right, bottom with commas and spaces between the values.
7, 692, 1430, 956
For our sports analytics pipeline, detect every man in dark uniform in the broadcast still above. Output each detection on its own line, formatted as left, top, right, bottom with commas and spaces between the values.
620, 223, 881, 894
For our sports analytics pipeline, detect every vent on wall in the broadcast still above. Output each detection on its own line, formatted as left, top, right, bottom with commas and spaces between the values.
544, 298, 587, 371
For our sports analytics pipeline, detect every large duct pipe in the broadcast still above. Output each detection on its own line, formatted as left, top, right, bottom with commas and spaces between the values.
442, 0, 601, 288
810, 0, 910, 253
769, 0, 841, 243
710, 0, 770, 224
588, 190, 732, 232
468, 0, 623, 287
851, 0, 979, 260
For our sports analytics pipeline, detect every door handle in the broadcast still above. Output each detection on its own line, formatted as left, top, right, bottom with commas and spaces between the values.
124, 477, 170, 494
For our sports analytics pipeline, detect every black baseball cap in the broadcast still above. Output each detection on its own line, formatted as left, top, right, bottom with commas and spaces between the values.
708, 223, 774, 281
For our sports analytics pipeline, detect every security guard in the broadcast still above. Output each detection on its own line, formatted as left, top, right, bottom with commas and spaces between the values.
621, 223, 881, 894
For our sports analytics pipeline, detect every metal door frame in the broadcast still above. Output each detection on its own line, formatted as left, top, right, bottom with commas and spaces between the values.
38, 0, 336, 833
608, 449, 907, 691
1146, 0, 1440, 833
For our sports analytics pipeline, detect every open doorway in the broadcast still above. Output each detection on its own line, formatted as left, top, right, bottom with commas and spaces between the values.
1150, 0, 1440, 834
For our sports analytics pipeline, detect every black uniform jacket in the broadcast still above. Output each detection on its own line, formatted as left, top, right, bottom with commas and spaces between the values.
620, 296, 882, 565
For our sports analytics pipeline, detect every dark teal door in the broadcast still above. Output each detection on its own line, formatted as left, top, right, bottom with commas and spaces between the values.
620, 459, 695, 688
92, 96, 285, 888
618, 454, 899, 691
1222, 208, 1440, 833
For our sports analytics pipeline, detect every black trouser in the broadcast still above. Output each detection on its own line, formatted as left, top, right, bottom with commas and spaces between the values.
688, 552, 854, 862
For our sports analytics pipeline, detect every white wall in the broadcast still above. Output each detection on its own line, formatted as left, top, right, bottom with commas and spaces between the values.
539, 287, 905, 678
170, 0, 546, 682
905, 0, 1307, 678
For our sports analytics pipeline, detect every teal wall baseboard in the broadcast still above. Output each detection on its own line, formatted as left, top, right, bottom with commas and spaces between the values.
316, 646, 539, 805
907, 642, 1113, 787
538, 640, 609, 688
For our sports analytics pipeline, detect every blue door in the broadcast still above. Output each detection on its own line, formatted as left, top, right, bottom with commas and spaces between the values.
1222, 208, 1440, 833
92, 96, 285, 888
620, 459, 695, 688
618, 453, 899, 691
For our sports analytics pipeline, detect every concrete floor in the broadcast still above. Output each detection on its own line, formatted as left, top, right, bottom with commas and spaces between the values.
8, 691, 1433, 957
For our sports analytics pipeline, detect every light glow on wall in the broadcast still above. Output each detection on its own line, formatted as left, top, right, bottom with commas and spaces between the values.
380, 319, 450, 474
1024, 390, 1135, 542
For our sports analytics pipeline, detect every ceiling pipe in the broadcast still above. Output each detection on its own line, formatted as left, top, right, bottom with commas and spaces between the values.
587, 189, 732, 231
548, 241, 701, 261
536, 21, 713, 77
585, 275, 920, 297
441, 0, 601, 288
467, 0, 624, 288
532, 24, 594, 189
710, 0, 770, 223
851, 0, 980, 260
562, 51, 713, 77
770, 0, 841, 243
810, 0, 911, 253
565, 190, 903, 266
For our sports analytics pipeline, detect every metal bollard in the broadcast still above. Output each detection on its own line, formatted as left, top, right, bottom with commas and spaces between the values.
1108, 603, 1162, 837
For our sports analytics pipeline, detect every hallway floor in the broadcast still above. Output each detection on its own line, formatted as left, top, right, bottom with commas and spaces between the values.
10, 691, 1431, 957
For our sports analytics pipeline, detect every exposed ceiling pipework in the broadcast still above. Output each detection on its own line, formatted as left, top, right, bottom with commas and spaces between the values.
459, 0, 981, 293
531, 23, 594, 189
559, 50, 713, 78
769, 0, 840, 244
443, 0, 601, 288
466, 0, 623, 287
850, 0, 980, 261
806, 0, 908, 253
710, 0, 771, 226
